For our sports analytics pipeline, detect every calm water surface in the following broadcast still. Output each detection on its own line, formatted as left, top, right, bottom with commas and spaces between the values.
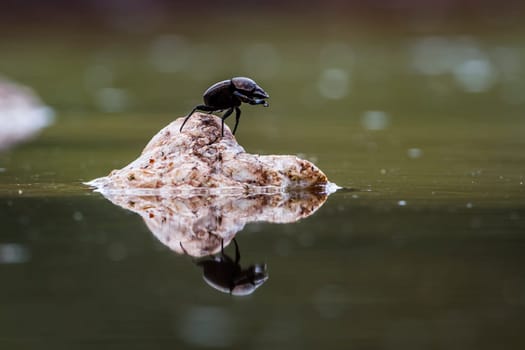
1, 18, 525, 349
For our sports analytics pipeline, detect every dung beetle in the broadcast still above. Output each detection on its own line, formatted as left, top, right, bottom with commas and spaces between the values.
195, 238, 268, 296
179, 77, 270, 137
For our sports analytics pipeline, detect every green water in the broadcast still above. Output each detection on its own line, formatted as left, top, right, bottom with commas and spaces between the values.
1, 18, 525, 349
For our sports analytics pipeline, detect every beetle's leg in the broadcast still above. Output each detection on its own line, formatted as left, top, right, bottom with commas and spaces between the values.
179, 242, 189, 255
232, 238, 240, 265
233, 91, 267, 106
232, 107, 241, 134
232, 90, 249, 103
233, 90, 257, 104
179, 104, 215, 132
220, 107, 234, 137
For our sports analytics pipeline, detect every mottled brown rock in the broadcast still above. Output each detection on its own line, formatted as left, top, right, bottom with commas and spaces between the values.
88, 113, 330, 194
99, 191, 328, 257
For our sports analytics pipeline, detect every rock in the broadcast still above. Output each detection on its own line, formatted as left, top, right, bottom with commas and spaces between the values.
87, 113, 332, 194
87, 113, 338, 296
97, 190, 328, 257
0, 77, 54, 150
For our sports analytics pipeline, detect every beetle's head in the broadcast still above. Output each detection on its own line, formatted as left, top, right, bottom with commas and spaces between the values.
231, 77, 270, 100
230, 263, 269, 296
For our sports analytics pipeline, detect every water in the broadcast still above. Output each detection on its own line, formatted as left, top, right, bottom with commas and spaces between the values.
1, 17, 525, 349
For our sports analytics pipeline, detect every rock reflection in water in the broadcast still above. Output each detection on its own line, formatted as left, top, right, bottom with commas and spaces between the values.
96, 190, 328, 295
100, 190, 328, 256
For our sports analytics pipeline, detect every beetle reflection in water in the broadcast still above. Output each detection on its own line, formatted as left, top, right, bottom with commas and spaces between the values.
183, 238, 268, 296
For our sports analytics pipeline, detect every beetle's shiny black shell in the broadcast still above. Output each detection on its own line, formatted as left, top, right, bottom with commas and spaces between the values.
202, 77, 268, 109
231, 77, 257, 93
202, 80, 240, 109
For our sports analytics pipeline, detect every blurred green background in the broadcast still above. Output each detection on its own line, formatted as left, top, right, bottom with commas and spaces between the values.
1, 1, 524, 349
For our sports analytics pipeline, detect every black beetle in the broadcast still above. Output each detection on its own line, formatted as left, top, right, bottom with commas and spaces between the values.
195, 238, 268, 296
179, 77, 270, 137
